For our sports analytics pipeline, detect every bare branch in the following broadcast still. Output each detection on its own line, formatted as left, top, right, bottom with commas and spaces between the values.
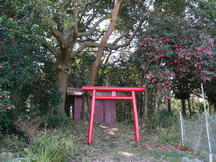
43, 42, 58, 58
50, 26, 65, 46
70, 41, 99, 58
108, 20, 145, 50
85, 0, 98, 5
70, 19, 145, 58
79, 11, 86, 25
95, 30, 106, 41
112, 35, 128, 45
103, 50, 113, 64
78, 15, 110, 37
83, 12, 97, 27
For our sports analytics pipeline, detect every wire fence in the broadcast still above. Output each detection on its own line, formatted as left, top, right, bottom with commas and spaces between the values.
180, 112, 216, 162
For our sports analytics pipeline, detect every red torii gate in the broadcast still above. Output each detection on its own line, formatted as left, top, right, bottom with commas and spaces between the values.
82, 86, 145, 144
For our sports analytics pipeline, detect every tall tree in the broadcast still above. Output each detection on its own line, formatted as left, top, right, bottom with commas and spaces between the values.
134, 15, 216, 115
0, 0, 61, 132
89, 0, 122, 86
38, 0, 147, 116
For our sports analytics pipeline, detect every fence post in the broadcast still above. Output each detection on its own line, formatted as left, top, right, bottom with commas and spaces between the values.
180, 112, 184, 146
201, 83, 212, 162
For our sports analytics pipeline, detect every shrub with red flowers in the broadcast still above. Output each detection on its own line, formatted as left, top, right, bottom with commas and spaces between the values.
135, 15, 216, 105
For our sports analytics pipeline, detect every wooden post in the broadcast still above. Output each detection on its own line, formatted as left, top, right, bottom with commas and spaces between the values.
87, 90, 96, 143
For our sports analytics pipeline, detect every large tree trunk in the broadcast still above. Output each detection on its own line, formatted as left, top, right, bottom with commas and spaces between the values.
55, 55, 70, 117
89, 0, 122, 85
181, 99, 187, 115
56, 70, 68, 117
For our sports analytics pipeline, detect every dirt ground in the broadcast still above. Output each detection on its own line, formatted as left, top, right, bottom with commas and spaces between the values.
68, 121, 201, 162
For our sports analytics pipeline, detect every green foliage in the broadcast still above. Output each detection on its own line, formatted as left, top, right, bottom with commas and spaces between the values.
160, 134, 180, 146
102, 54, 142, 87
205, 78, 216, 110
40, 115, 70, 129
24, 65, 61, 116
145, 111, 178, 129
0, 36, 59, 117
154, 0, 188, 17
0, 134, 28, 153
0, 89, 16, 133
0, 0, 51, 42
159, 111, 179, 128
0, 90, 13, 110
69, 52, 95, 87
24, 131, 73, 162
0, 0, 61, 133
190, 0, 216, 38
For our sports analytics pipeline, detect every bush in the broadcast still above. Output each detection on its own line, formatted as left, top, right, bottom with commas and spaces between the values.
145, 110, 178, 129
0, 89, 16, 133
24, 131, 74, 162
40, 115, 71, 129
160, 134, 180, 146
158, 111, 178, 128
0, 134, 28, 153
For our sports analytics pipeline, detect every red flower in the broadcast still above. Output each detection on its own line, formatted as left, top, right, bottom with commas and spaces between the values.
176, 146, 181, 150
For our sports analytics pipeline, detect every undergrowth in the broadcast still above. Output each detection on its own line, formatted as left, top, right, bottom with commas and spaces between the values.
20, 129, 74, 162
0, 112, 203, 162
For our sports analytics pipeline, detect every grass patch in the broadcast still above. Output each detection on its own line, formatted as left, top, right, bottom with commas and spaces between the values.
160, 134, 181, 146
20, 129, 74, 162
0, 134, 28, 153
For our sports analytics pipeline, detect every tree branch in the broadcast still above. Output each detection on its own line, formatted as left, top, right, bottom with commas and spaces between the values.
43, 42, 58, 58
72, 7, 79, 40
70, 16, 145, 58
95, 30, 106, 41
70, 19, 144, 58
78, 15, 109, 37
89, 0, 123, 85
84, 12, 97, 27
50, 26, 65, 46
70, 41, 99, 58
103, 50, 113, 64
112, 34, 128, 45
62, 7, 79, 49
108, 20, 145, 50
